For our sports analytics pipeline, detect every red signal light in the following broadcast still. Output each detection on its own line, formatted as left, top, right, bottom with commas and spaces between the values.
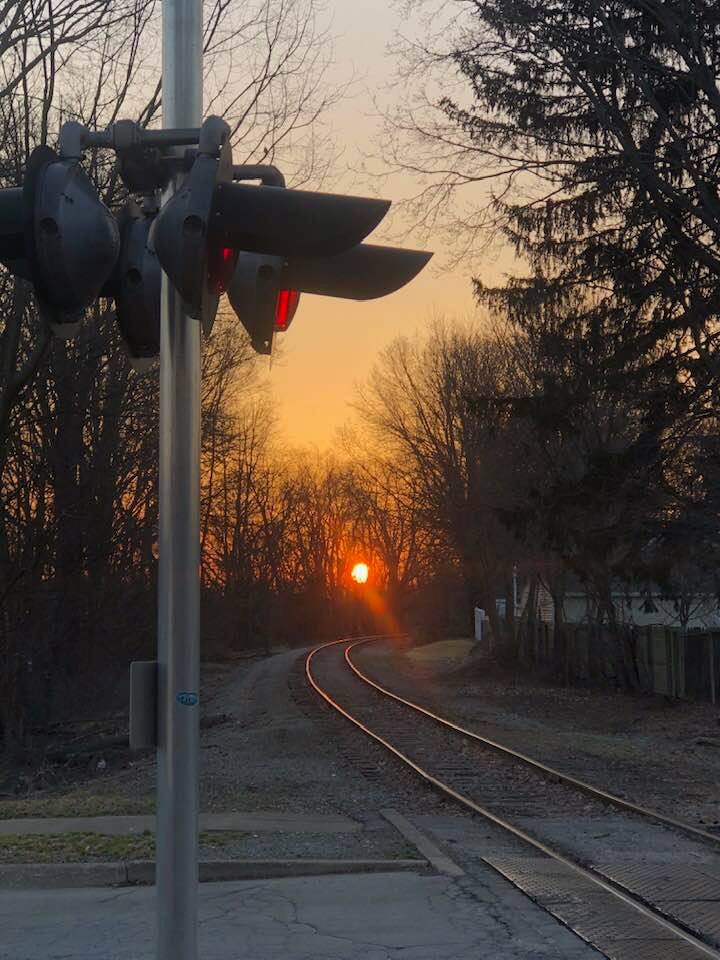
275, 289, 300, 331
208, 245, 238, 295
218, 247, 236, 293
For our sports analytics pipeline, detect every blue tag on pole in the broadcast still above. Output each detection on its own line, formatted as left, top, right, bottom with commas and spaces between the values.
176, 692, 199, 707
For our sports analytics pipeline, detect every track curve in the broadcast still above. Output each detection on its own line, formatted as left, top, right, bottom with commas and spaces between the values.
345, 636, 720, 847
306, 636, 720, 960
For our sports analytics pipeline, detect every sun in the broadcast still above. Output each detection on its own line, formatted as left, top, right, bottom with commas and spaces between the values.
351, 562, 369, 584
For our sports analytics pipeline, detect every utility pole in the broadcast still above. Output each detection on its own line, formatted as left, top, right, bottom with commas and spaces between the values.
0, 9, 431, 953
156, 1, 203, 958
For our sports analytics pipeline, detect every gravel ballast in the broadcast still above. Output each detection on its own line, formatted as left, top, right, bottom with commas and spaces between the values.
353, 639, 720, 832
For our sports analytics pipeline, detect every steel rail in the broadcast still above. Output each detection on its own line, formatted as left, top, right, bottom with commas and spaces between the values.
305, 637, 720, 960
346, 636, 720, 848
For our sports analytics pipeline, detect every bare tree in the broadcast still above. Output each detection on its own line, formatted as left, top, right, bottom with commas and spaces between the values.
356, 321, 524, 643
342, 452, 437, 622
0, 0, 344, 753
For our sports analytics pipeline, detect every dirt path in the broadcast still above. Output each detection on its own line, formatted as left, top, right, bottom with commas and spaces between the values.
0, 648, 442, 861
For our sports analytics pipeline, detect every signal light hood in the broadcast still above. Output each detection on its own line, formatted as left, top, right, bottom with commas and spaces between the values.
210, 182, 391, 259
283, 243, 433, 300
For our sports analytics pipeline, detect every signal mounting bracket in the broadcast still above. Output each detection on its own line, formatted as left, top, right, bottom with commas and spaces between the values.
151, 116, 235, 329
56, 120, 205, 194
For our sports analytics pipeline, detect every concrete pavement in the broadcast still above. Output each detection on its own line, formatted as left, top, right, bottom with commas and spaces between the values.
0, 811, 360, 836
0, 858, 428, 890
0, 871, 599, 959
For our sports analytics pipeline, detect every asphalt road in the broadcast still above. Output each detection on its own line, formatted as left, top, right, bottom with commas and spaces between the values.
0, 870, 599, 959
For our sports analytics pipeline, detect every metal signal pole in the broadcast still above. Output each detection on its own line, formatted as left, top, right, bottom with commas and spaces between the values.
157, 1, 203, 958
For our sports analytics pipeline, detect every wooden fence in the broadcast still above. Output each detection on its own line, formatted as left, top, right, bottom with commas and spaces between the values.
517, 620, 720, 703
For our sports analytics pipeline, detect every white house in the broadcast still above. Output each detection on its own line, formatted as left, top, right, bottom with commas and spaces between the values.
520, 579, 720, 630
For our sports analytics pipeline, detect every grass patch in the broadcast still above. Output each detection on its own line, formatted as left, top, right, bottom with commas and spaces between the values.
0, 794, 155, 820
0, 831, 155, 863
200, 830, 247, 848
406, 637, 475, 662
0, 830, 249, 863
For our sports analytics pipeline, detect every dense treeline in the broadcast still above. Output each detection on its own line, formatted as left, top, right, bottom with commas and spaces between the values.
381, 0, 720, 684
0, 0, 352, 756
5, 0, 720, 754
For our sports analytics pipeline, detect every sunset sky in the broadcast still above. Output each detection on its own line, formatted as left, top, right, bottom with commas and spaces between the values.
263, 0, 489, 448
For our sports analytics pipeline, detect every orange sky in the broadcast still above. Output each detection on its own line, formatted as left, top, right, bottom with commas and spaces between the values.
263, 0, 495, 448
264, 262, 479, 448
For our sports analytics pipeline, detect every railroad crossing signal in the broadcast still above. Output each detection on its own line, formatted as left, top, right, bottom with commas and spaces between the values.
227, 253, 296, 355
0, 0, 431, 952
0, 116, 431, 360
0, 144, 119, 339
106, 200, 161, 366
228, 243, 432, 355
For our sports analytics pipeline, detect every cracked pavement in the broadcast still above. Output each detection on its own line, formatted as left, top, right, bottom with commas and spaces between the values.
0, 871, 598, 959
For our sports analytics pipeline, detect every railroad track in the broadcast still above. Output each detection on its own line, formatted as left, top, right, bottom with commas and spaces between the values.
305, 636, 720, 960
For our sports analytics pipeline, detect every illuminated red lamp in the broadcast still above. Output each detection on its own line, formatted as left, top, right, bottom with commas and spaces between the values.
209, 246, 239, 295
275, 289, 300, 331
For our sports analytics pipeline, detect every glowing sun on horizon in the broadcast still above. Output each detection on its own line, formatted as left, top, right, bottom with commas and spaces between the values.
351, 562, 369, 584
